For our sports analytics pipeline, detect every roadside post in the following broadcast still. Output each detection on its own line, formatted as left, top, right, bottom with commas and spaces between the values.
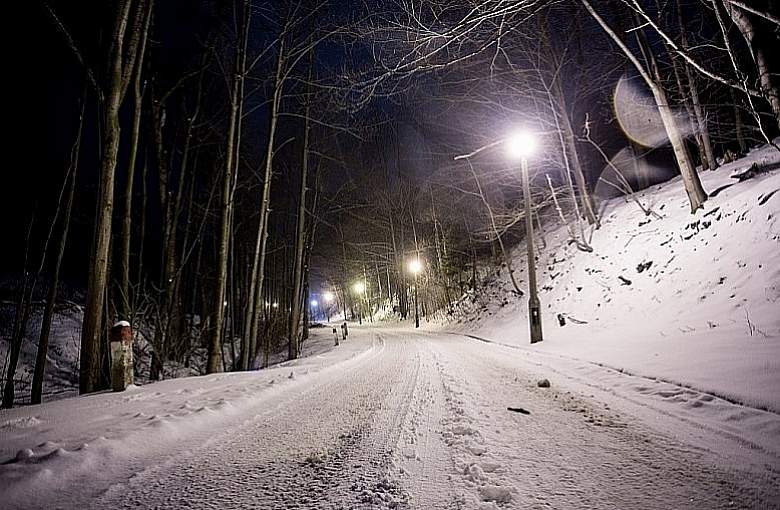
110, 320, 134, 391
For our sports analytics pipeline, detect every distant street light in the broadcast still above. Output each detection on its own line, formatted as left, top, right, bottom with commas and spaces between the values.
407, 258, 423, 328
353, 281, 365, 324
323, 291, 334, 322
309, 299, 318, 322
507, 130, 543, 344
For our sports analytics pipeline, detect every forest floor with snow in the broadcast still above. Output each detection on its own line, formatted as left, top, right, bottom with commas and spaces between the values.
1, 144, 779, 509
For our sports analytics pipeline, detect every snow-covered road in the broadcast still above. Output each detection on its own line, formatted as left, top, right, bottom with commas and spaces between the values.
2, 326, 778, 509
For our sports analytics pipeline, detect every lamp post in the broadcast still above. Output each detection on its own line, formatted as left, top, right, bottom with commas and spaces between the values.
324, 291, 334, 322
353, 281, 365, 324
408, 258, 423, 328
507, 131, 543, 344
310, 299, 318, 322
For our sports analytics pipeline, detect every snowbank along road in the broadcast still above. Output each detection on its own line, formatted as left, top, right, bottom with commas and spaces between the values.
1, 325, 778, 509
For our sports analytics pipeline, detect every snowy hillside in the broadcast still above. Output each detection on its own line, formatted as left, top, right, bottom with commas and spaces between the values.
444, 142, 780, 415
0, 305, 242, 406
0, 305, 82, 404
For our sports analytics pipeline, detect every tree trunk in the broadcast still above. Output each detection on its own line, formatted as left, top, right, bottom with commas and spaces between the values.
150, 90, 173, 380
31, 98, 83, 405
731, 88, 747, 152
118, 0, 153, 321
81, 74, 122, 393
676, 1, 717, 170
724, 1, 780, 128
288, 54, 312, 360
581, 0, 707, 213
207, 1, 250, 373
134, 151, 149, 287
288, 117, 309, 359
80, 0, 146, 394
2, 217, 36, 408
246, 35, 284, 369
207, 84, 238, 373
652, 84, 708, 211
302, 276, 310, 341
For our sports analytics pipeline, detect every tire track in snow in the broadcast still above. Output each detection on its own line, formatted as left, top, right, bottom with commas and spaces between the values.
95, 332, 425, 509
384, 330, 461, 509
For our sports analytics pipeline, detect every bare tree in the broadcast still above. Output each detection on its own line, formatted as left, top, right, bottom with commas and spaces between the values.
581, 0, 707, 212
79, 0, 150, 393
30, 94, 86, 405
207, 0, 250, 374
722, 0, 780, 129
117, 0, 154, 321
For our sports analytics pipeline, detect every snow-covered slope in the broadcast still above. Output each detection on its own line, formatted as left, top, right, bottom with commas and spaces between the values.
0, 306, 244, 406
446, 142, 780, 413
0, 306, 83, 404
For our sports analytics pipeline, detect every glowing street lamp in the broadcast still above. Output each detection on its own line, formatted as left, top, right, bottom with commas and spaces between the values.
407, 258, 423, 328
322, 292, 335, 322
506, 130, 542, 344
309, 299, 319, 322
506, 130, 536, 160
353, 281, 366, 324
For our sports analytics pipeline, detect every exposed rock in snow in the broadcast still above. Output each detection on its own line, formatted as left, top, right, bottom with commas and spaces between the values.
478, 484, 513, 503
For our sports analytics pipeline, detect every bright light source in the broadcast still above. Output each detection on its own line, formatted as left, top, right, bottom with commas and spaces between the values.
408, 258, 423, 275
324, 291, 335, 303
272, 302, 279, 308
310, 300, 318, 307
506, 130, 536, 159
353, 282, 365, 294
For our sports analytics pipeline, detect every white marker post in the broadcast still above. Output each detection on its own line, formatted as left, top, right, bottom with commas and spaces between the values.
110, 321, 134, 391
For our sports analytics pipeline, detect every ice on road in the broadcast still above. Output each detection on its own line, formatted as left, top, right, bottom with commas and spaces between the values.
1, 326, 778, 509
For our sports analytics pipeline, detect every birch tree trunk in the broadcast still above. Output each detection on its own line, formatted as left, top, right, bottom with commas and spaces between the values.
288, 97, 310, 360
81, 0, 147, 393
246, 36, 285, 368
731, 88, 747, 152
676, 1, 717, 170
1, 219, 36, 408
581, 0, 707, 213
724, 1, 780, 128
30, 96, 84, 405
118, 0, 153, 321
207, 20, 243, 374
